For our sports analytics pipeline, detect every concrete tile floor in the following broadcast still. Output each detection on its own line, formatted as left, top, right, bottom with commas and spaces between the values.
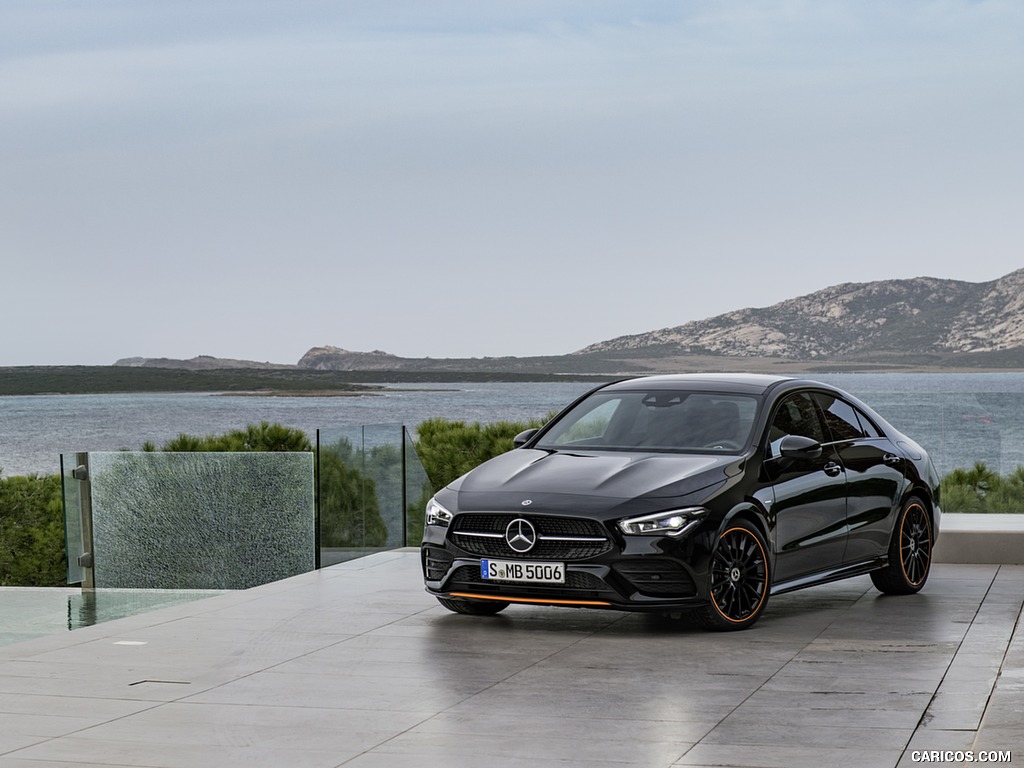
0, 551, 1021, 768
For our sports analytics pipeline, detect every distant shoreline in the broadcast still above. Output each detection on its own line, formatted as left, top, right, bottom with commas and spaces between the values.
218, 387, 461, 397
2, 362, 1023, 397
0, 365, 608, 397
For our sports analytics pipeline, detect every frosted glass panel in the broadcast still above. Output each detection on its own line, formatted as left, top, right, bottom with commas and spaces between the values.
88, 452, 315, 589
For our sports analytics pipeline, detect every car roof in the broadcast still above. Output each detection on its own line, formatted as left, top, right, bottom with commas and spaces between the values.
601, 373, 793, 396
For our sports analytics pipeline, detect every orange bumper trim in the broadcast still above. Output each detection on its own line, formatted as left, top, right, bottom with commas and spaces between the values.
449, 592, 612, 607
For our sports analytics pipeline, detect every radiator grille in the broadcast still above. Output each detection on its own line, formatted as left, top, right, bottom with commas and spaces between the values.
450, 513, 611, 561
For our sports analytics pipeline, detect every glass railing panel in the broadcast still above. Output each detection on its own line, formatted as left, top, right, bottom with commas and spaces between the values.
318, 427, 392, 565
316, 424, 431, 564
864, 393, 1005, 476
848, 392, 1022, 514
88, 451, 315, 588
60, 453, 85, 586
361, 423, 406, 549
404, 427, 433, 546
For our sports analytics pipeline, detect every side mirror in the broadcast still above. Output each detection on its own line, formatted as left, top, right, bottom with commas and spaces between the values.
779, 434, 823, 460
513, 428, 539, 449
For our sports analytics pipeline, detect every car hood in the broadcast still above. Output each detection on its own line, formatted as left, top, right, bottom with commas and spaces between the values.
452, 448, 736, 506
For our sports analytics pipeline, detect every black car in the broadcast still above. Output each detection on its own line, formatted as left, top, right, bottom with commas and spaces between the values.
421, 374, 941, 630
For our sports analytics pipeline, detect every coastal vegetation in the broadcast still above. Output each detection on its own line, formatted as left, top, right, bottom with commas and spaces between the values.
2, 420, 1024, 587
0, 366, 386, 396
939, 462, 1024, 514
414, 415, 553, 490
0, 474, 66, 587
0, 366, 601, 396
153, 421, 313, 452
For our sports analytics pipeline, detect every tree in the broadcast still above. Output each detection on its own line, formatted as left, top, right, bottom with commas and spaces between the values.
0, 474, 67, 586
318, 438, 388, 548
414, 415, 551, 490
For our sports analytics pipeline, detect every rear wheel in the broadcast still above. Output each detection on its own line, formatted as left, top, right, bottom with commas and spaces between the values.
696, 521, 770, 631
871, 497, 932, 595
436, 596, 509, 615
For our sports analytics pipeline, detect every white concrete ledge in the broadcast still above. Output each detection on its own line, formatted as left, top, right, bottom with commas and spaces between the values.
934, 513, 1024, 565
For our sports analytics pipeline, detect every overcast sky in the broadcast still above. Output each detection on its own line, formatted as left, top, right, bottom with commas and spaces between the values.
2, 1, 1022, 366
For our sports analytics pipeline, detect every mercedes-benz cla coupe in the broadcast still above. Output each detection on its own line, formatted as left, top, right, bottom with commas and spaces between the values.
421, 374, 941, 630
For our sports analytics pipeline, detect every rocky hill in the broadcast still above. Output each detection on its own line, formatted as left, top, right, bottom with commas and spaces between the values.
116, 270, 1024, 374
576, 269, 1024, 367
294, 346, 616, 375
114, 355, 294, 370
296, 347, 404, 371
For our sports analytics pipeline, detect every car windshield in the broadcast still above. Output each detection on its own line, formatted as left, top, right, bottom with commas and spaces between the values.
535, 389, 760, 453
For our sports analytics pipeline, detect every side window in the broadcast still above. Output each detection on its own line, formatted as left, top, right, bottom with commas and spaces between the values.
855, 408, 883, 438
814, 394, 866, 443
767, 393, 825, 456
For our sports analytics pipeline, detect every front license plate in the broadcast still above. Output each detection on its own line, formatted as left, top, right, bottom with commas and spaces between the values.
481, 559, 565, 584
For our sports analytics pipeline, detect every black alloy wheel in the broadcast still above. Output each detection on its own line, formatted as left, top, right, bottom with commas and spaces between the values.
697, 520, 770, 631
871, 497, 932, 595
436, 596, 509, 616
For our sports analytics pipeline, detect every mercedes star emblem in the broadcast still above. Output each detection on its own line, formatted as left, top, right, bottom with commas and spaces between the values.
505, 518, 537, 553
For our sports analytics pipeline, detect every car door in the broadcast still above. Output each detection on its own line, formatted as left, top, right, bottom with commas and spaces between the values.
766, 391, 849, 583
812, 392, 905, 564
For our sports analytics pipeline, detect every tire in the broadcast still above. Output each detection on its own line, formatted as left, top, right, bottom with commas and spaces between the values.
871, 497, 933, 595
696, 521, 771, 631
436, 596, 509, 615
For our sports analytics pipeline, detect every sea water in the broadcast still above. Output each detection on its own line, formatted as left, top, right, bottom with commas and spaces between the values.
2, 373, 1024, 478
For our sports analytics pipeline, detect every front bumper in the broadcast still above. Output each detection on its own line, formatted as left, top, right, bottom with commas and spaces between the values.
421, 543, 708, 612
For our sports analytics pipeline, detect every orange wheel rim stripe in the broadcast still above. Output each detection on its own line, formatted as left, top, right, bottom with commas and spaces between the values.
710, 526, 769, 624
900, 502, 931, 587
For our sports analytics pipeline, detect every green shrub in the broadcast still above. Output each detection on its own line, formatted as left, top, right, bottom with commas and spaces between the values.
163, 421, 312, 452
0, 474, 67, 587
941, 462, 1024, 513
414, 414, 552, 491
318, 438, 388, 548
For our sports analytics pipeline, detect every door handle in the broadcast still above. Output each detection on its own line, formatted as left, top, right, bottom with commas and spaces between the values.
824, 461, 843, 477
883, 453, 903, 467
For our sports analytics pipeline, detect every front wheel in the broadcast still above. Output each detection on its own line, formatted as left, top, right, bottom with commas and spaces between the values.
871, 497, 932, 595
696, 521, 771, 631
436, 596, 509, 615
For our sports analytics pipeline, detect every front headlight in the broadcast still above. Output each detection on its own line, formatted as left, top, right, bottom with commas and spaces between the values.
425, 497, 453, 528
618, 507, 707, 538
